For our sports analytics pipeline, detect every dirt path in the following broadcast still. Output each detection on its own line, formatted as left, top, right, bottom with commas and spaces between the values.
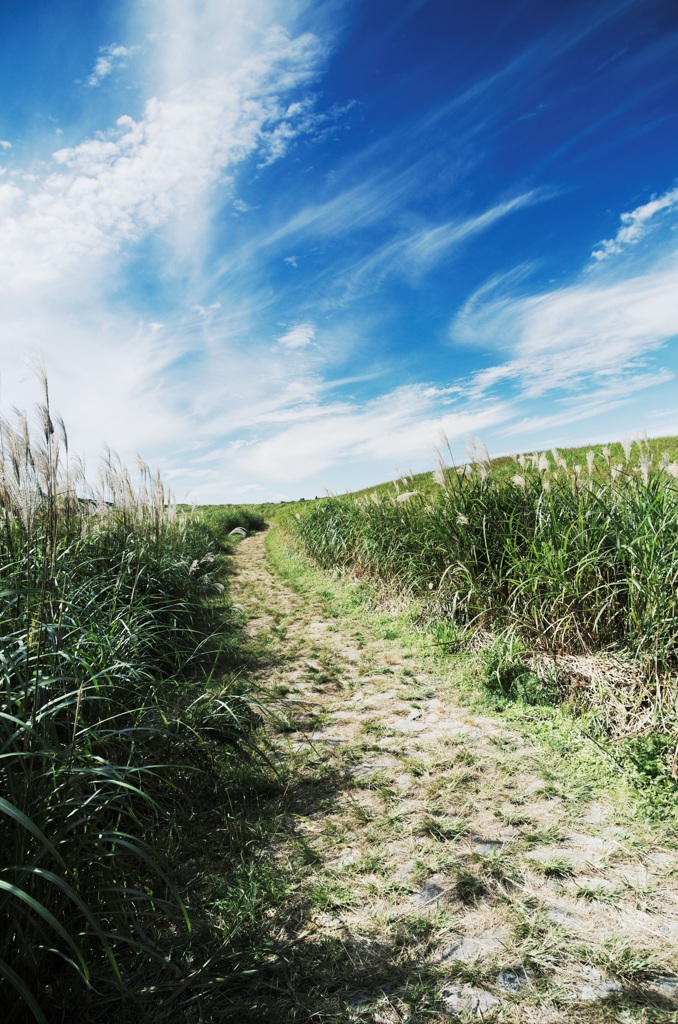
231, 529, 678, 1023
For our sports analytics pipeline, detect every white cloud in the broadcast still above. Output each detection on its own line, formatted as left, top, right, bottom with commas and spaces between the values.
339, 191, 552, 298
501, 369, 674, 439
454, 256, 678, 398
592, 183, 678, 260
276, 322, 315, 348
0, 182, 23, 215
192, 302, 221, 316
0, 23, 324, 291
402, 190, 553, 267
237, 384, 511, 483
0, 140, 11, 150
0, 303, 186, 460
262, 158, 432, 249
87, 44, 137, 87
0, 0, 329, 498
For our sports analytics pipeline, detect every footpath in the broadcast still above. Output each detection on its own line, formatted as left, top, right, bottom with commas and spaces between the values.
230, 528, 678, 1023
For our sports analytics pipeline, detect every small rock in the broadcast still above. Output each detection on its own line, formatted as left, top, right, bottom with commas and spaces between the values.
442, 938, 481, 961
645, 976, 678, 1002
349, 762, 389, 779
647, 851, 675, 868
345, 991, 371, 1008
497, 966, 529, 992
408, 708, 423, 720
581, 803, 609, 825
441, 985, 500, 1015
527, 846, 588, 867
307, 732, 343, 745
472, 837, 504, 855
575, 967, 623, 1002
441, 927, 509, 963
393, 719, 427, 733
414, 873, 447, 907
542, 898, 583, 926
566, 832, 616, 853
363, 690, 398, 705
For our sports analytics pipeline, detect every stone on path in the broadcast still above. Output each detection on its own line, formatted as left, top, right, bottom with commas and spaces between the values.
441, 985, 501, 1015
574, 967, 623, 1002
496, 966, 529, 992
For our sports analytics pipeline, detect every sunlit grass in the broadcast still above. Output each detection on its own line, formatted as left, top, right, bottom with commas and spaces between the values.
291, 436, 678, 695
286, 435, 678, 808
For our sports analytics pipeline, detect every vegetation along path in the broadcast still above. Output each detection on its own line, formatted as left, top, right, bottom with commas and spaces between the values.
230, 527, 678, 1023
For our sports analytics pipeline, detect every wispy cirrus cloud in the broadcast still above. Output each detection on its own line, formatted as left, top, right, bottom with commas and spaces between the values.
339, 189, 554, 297
455, 258, 678, 398
591, 182, 678, 261
234, 383, 511, 486
264, 159, 432, 247
452, 180, 678, 426
502, 369, 675, 440
207, 152, 444, 287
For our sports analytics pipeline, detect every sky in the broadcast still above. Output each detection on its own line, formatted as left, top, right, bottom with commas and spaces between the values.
0, 0, 677, 502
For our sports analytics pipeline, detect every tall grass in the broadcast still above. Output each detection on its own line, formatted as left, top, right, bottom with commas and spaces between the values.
293, 439, 678, 722
0, 377, 263, 1022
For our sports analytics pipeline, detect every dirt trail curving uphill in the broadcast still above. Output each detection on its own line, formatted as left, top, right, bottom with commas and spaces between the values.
231, 529, 678, 1023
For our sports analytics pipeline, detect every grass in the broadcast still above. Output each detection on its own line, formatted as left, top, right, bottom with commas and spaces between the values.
8, 396, 678, 1022
202, 510, 678, 1022
347, 433, 678, 502
288, 434, 678, 799
454, 869, 487, 902
576, 884, 623, 904
0, 377, 272, 1023
533, 857, 576, 880
292, 437, 678, 666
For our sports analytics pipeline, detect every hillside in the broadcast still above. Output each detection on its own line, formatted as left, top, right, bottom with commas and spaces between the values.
348, 434, 678, 501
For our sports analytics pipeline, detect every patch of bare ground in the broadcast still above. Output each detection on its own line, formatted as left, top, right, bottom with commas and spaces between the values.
229, 530, 678, 1023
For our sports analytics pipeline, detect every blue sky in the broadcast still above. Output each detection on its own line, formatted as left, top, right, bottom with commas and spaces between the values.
0, 0, 676, 501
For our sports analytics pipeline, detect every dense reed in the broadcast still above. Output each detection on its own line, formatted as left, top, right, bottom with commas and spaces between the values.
293, 439, 678, 714
0, 378, 263, 1022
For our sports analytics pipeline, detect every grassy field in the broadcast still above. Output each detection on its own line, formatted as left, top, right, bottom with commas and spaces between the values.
288, 434, 678, 800
4, 401, 678, 1022
347, 434, 678, 501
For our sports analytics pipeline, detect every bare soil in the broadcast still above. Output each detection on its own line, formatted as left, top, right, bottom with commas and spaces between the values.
230, 529, 678, 1023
